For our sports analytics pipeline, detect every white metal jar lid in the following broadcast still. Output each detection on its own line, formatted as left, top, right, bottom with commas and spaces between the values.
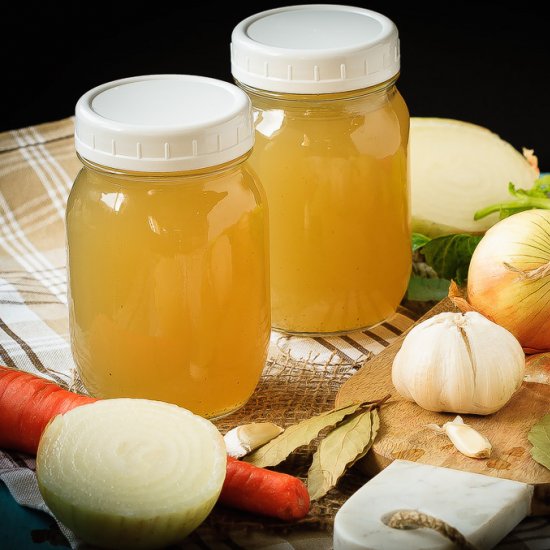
231, 5, 400, 94
75, 75, 254, 172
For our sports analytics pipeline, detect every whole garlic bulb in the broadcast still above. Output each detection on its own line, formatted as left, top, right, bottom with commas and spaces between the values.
392, 311, 525, 415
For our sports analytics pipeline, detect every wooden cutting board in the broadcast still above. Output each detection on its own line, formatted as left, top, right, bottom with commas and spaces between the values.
335, 298, 550, 514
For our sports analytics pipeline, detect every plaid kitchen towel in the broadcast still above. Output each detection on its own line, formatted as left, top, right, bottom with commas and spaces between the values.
0, 118, 549, 549
0, 119, 77, 387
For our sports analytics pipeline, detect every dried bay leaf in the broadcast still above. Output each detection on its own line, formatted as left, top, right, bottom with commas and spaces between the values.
308, 409, 380, 501
350, 409, 380, 466
528, 414, 550, 470
244, 402, 363, 468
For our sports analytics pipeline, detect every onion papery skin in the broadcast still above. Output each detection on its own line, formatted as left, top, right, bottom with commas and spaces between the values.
467, 209, 550, 353
36, 399, 226, 549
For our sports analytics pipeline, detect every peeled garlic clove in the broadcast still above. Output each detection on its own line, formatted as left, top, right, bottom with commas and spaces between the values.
224, 422, 283, 458
442, 416, 492, 459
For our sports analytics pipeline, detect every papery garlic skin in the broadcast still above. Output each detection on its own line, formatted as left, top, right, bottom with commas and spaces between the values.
392, 312, 525, 415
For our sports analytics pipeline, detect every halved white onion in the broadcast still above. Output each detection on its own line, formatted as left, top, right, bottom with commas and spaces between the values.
411, 118, 538, 236
37, 399, 226, 549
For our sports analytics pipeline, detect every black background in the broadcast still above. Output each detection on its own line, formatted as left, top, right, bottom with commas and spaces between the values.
4, 2, 548, 164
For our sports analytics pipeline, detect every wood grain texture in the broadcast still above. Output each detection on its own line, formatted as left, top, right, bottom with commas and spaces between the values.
336, 298, 550, 514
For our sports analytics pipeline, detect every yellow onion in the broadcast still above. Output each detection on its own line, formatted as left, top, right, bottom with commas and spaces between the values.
466, 209, 550, 353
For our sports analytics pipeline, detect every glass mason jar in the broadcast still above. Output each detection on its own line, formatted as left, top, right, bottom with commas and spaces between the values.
68, 75, 270, 418
232, 6, 411, 335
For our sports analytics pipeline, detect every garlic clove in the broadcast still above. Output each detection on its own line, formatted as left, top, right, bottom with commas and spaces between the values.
224, 422, 284, 458
442, 416, 492, 459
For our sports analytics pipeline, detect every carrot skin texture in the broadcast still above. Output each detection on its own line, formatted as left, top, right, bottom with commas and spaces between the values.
219, 457, 310, 521
0, 366, 96, 454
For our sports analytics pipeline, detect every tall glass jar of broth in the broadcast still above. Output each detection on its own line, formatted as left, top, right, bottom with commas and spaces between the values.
68, 75, 270, 418
232, 5, 410, 335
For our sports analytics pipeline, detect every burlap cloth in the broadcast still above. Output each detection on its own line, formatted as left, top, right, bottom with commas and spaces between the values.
0, 118, 548, 548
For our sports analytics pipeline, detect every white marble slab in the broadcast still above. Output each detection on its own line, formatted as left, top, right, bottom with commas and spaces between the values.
334, 460, 532, 549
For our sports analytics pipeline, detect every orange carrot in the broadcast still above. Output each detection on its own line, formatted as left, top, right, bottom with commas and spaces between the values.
0, 366, 96, 454
0, 366, 311, 521
219, 456, 310, 521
